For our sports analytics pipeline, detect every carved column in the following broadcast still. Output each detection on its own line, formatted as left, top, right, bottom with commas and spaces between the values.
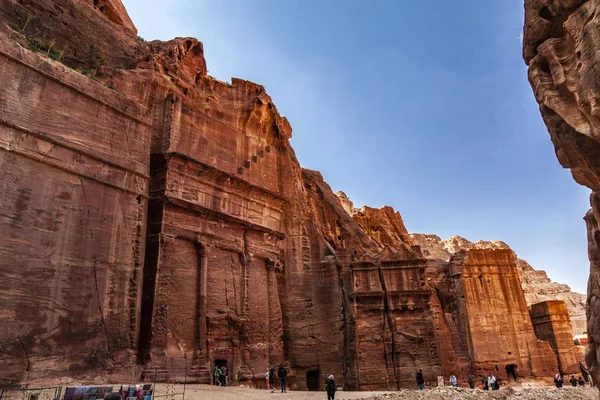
198, 244, 208, 359
267, 259, 284, 365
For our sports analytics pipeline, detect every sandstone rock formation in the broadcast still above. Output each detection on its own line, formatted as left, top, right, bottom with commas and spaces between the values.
0, 0, 584, 390
411, 234, 587, 336
523, 0, 600, 387
530, 300, 579, 374
448, 249, 558, 379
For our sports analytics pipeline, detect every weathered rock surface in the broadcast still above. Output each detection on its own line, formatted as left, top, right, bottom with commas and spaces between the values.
438, 249, 558, 380
88, 0, 137, 35
411, 234, 587, 336
0, 0, 585, 391
530, 300, 580, 374
523, 0, 600, 388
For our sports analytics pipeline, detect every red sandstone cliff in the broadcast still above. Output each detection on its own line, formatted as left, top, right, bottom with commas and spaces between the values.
410, 233, 587, 337
523, 0, 600, 386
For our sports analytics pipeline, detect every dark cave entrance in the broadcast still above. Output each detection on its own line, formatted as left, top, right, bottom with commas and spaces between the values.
306, 370, 320, 391
505, 364, 518, 382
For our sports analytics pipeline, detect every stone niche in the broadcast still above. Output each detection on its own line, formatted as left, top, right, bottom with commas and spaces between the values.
530, 300, 579, 375
449, 249, 558, 381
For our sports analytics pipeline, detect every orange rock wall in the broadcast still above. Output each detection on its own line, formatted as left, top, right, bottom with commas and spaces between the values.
449, 249, 558, 379
350, 255, 443, 390
0, 35, 151, 384
530, 300, 579, 374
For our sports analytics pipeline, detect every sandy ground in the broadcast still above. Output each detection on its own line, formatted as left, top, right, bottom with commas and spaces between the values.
158, 384, 599, 400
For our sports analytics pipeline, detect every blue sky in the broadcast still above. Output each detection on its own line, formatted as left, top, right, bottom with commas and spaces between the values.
122, 0, 591, 293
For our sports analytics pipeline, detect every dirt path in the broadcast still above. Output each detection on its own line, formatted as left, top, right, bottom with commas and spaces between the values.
170, 384, 598, 400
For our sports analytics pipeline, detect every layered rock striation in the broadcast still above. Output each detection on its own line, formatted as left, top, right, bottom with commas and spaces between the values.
523, 0, 600, 387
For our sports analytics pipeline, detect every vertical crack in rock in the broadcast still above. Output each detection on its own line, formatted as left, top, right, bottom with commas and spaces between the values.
82, 181, 111, 354
137, 155, 166, 363
92, 256, 111, 353
377, 259, 400, 390
128, 199, 144, 349
17, 336, 30, 373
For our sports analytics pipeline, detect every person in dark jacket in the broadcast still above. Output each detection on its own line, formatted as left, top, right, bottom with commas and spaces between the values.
554, 373, 563, 388
570, 375, 578, 387
277, 364, 288, 393
467, 375, 474, 389
579, 376, 585, 386
269, 366, 276, 392
325, 375, 336, 400
416, 369, 425, 390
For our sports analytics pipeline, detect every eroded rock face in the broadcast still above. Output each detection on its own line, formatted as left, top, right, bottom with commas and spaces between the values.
411, 234, 587, 336
530, 300, 579, 374
449, 249, 558, 378
88, 0, 137, 35
0, 29, 151, 384
523, 0, 600, 386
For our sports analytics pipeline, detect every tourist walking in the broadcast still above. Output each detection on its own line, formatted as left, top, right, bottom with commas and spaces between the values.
269, 366, 276, 392
554, 372, 563, 388
570, 375, 578, 387
487, 373, 497, 390
325, 375, 336, 400
265, 368, 270, 390
579, 376, 586, 386
481, 376, 488, 390
278, 364, 288, 393
416, 369, 425, 390
449, 374, 458, 387
220, 365, 228, 386
467, 374, 474, 389
213, 366, 221, 386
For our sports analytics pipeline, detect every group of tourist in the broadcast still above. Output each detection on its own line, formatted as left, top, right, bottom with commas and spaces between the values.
415, 369, 591, 390
212, 365, 228, 386
264, 364, 289, 393
554, 372, 586, 388
214, 363, 590, 394
264, 365, 336, 398
415, 369, 499, 390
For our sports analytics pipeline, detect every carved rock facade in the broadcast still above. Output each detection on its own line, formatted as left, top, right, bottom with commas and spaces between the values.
411, 234, 587, 337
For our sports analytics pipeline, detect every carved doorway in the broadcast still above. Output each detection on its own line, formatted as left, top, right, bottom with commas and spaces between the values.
505, 364, 518, 382
306, 370, 320, 391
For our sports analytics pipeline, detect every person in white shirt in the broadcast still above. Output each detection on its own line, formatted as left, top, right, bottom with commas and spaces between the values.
449, 374, 458, 387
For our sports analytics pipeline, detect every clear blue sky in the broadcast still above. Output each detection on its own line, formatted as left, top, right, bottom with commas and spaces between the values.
122, 0, 591, 293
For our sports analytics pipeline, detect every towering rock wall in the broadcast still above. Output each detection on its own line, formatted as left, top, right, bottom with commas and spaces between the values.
0, 28, 151, 384
523, 0, 600, 386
